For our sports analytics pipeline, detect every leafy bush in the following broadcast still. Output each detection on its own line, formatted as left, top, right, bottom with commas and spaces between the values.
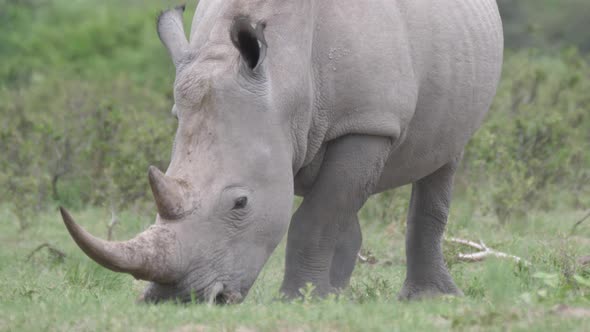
0, 75, 174, 226
499, 0, 590, 52
463, 49, 590, 221
0, 0, 173, 89
0, 0, 178, 227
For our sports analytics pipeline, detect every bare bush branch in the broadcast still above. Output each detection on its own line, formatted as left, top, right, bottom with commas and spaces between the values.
26, 243, 66, 262
446, 237, 531, 266
357, 249, 378, 264
569, 210, 590, 236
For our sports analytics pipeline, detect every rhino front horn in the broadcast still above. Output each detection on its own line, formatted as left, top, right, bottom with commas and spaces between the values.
148, 166, 184, 219
59, 207, 181, 283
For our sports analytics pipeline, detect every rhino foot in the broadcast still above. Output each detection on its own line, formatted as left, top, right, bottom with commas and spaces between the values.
398, 277, 463, 301
280, 282, 339, 301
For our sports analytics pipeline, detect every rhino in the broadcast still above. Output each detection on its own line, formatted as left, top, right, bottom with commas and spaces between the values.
60, 0, 503, 303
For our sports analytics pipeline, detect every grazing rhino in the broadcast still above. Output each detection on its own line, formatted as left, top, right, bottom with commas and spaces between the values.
60, 0, 503, 303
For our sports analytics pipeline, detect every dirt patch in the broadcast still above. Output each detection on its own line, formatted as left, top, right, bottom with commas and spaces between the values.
552, 304, 590, 319
173, 324, 209, 332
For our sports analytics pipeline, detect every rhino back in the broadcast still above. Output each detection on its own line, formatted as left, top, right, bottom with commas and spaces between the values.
377, 0, 503, 190
305, 0, 502, 191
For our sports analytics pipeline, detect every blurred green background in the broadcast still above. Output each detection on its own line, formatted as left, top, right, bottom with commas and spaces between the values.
1, 0, 589, 226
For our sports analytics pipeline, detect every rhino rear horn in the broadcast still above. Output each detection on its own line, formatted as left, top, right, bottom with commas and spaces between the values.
148, 166, 185, 219
59, 207, 181, 283
157, 4, 189, 67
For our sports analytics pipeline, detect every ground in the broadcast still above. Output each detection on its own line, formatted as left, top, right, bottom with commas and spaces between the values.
1, 192, 589, 331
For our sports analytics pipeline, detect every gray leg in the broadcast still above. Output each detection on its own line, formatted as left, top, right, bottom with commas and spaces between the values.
398, 156, 463, 300
280, 135, 391, 298
330, 216, 362, 289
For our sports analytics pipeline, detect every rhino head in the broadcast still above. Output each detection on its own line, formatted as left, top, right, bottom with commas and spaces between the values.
60, 5, 296, 304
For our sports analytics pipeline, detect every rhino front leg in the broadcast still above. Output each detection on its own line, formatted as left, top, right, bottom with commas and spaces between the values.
330, 216, 362, 289
398, 155, 463, 300
280, 135, 391, 299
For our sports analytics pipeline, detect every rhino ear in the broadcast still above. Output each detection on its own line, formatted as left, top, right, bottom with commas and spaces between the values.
157, 5, 189, 67
230, 16, 267, 71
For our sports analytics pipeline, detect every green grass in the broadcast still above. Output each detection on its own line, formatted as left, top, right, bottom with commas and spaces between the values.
1, 193, 589, 331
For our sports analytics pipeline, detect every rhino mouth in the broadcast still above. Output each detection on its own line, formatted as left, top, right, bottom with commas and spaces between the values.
207, 282, 244, 305
212, 289, 244, 305
139, 281, 244, 305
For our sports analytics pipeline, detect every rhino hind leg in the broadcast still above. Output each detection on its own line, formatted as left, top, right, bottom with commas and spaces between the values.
398, 155, 463, 300
280, 135, 392, 299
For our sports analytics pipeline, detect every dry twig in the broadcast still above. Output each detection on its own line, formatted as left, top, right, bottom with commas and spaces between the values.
446, 237, 531, 266
357, 252, 368, 263
357, 249, 378, 264
26, 243, 66, 262
569, 210, 590, 236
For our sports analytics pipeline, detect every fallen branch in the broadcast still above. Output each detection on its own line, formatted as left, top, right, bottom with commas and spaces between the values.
357, 250, 378, 264
357, 252, 369, 263
26, 243, 66, 262
569, 210, 590, 236
446, 237, 531, 266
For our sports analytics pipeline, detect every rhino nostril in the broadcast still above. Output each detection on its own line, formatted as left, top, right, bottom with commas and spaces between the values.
148, 166, 185, 219
215, 292, 227, 305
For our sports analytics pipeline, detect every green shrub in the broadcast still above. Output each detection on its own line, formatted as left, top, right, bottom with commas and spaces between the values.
0, 0, 177, 227
499, 0, 590, 52
464, 49, 590, 221
0, 75, 174, 225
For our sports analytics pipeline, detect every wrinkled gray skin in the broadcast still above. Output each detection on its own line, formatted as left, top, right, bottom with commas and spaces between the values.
60, 0, 503, 303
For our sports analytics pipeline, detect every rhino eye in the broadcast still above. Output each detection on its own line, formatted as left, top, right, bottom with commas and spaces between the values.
232, 196, 248, 210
